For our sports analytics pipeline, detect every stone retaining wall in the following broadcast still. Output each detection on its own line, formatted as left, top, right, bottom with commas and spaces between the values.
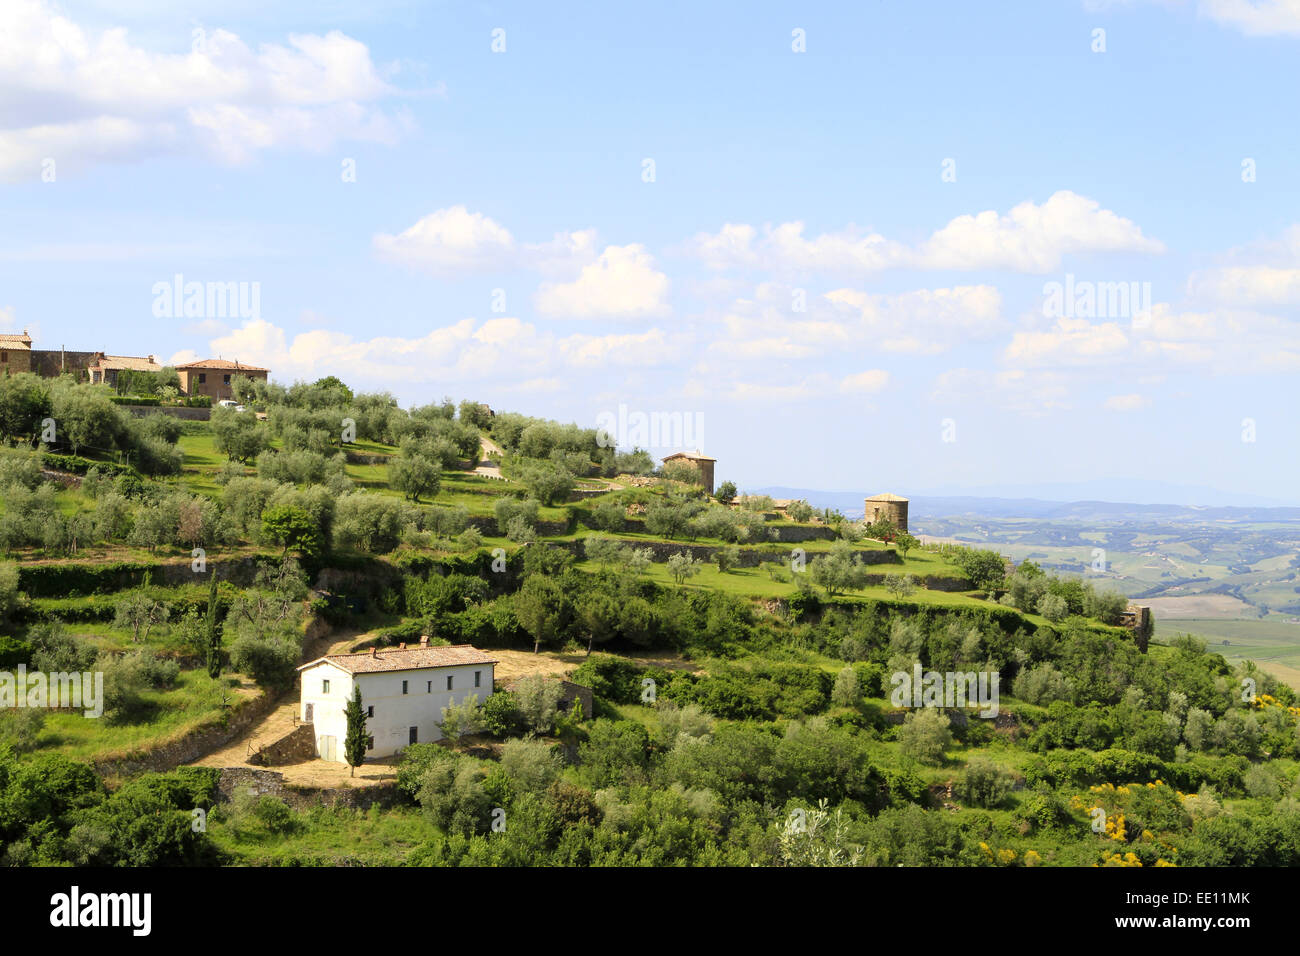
216, 767, 403, 811
466, 515, 569, 537
250, 722, 317, 766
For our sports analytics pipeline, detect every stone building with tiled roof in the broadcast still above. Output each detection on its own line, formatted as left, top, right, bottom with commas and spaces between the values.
88, 354, 162, 388
661, 450, 717, 495
0, 330, 33, 374
176, 357, 269, 402
296, 640, 497, 762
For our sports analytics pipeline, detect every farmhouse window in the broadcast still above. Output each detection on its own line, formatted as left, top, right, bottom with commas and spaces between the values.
223, 374, 231, 384
367, 705, 374, 718
474, 671, 481, 688
402, 680, 408, 694
198, 373, 206, 383
1, 351, 6, 362
447, 675, 454, 691
322, 679, 330, 694
366, 736, 374, 751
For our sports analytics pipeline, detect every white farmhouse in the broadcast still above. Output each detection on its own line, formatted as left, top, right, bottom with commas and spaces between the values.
296, 639, 497, 763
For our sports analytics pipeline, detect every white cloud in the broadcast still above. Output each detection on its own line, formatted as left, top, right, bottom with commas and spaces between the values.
559, 328, 685, 367
825, 285, 1006, 353
374, 210, 600, 276
1105, 393, 1152, 411
525, 229, 601, 276
1199, 0, 1300, 36
684, 192, 1162, 275
915, 191, 1163, 272
719, 378, 830, 403
716, 283, 1005, 357
0, 0, 407, 180
839, 369, 891, 393
373, 206, 516, 274
683, 220, 901, 274
1004, 317, 1131, 366
709, 336, 820, 360
1189, 265, 1300, 305
1002, 303, 1300, 372
534, 244, 670, 320
1085, 0, 1300, 37
931, 367, 1074, 414
1186, 225, 1300, 306
174, 316, 684, 386
685, 223, 760, 270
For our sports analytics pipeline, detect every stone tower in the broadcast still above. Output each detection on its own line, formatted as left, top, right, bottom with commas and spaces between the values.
661, 451, 716, 495
864, 493, 908, 532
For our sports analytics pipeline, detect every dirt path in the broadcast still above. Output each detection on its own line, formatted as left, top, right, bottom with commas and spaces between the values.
489, 648, 701, 681
491, 648, 584, 682
188, 626, 401, 787
474, 435, 506, 479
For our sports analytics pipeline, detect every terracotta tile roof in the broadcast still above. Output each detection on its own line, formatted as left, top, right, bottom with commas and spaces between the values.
866, 493, 908, 502
0, 333, 32, 347
90, 354, 161, 372
176, 358, 269, 371
297, 644, 498, 675
662, 451, 716, 462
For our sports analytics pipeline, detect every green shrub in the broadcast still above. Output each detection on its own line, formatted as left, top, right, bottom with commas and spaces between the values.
958, 758, 1014, 808
482, 690, 526, 738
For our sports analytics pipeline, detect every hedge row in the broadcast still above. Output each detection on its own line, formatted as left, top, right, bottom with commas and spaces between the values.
20, 591, 231, 624
17, 561, 164, 597
40, 452, 138, 479
1022, 747, 1249, 795
109, 396, 160, 406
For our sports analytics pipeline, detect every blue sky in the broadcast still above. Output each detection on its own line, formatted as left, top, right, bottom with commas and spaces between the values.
2, 0, 1299, 502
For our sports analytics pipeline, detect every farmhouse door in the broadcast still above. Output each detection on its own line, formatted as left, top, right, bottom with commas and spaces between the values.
321, 736, 336, 761
305, 703, 314, 723
409, 726, 418, 745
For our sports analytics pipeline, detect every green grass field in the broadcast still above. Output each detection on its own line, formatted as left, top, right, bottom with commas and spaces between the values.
1156, 614, 1300, 687
33, 669, 248, 763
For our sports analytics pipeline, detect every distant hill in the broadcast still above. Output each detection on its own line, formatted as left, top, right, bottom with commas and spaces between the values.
751, 487, 1300, 523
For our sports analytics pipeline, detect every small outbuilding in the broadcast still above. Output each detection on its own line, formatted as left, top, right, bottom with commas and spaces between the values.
661, 451, 716, 495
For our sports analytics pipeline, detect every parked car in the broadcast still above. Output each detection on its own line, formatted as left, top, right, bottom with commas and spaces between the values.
217, 399, 238, 408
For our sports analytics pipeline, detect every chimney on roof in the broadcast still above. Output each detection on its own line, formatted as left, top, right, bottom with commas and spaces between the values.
398, 642, 407, 650
419, 635, 430, 646
370, 647, 377, 658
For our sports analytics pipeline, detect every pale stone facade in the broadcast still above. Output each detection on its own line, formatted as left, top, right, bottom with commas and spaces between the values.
864, 493, 909, 532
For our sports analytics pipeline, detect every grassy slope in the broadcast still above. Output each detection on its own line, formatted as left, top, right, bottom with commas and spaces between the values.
0, 419, 1251, 776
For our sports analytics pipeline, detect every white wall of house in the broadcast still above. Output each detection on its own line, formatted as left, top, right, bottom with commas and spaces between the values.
299, 661, 494, 763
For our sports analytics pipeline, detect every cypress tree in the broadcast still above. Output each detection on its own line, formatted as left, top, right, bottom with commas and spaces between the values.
204, 572, 222, 679
344, 686, 368, 777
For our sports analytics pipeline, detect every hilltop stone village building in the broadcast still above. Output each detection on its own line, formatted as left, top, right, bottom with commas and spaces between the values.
0, 329, 141, 380
864, 493, 909, 531
0, 329, 270, 402
176, 358, 269, 402
0, 331, 32, 373
88, 354, 162, 388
